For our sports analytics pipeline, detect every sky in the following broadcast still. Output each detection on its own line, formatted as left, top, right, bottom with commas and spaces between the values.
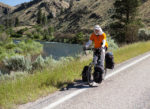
0, 0, 31, 6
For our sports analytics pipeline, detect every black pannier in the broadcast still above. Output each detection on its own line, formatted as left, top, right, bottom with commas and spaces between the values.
105, 52, 114, 69
82, 66, 91, 82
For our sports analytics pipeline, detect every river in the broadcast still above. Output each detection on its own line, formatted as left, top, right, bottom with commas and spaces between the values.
14, 40, 83, 59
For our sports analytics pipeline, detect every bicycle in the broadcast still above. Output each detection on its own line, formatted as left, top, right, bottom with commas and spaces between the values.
82, 47, 107, 86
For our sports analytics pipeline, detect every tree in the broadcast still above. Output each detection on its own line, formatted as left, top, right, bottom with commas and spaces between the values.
37, 9, 42, 24
42, 13, 47, 26
43, 27, 54, 41
48, 27, 54, 37
110, 0, 140, 43
8, 19, 13, 27
4, 19, 9, 28
15, 17, 19, 27
73, 32, 84, 44
4, 18, 12, 28
0, 25, 5, 33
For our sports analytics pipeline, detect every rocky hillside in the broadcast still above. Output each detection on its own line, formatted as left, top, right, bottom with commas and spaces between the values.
0, 0, 150, 32
9, 0, 69, 25
52, 0, 114, 33
53, 0, 150, 32
0, 0, 114, 32
139, 0, 150, 27
0, 2, 15, 17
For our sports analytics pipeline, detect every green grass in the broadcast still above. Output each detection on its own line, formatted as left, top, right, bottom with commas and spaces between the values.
1, 41, 150, 109
114, 41, 150, 63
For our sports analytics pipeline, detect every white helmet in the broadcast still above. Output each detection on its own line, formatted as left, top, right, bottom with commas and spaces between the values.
94, 25, 104, 35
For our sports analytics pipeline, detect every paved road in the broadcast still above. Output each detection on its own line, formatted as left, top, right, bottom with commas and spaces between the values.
18, 52, 150, 109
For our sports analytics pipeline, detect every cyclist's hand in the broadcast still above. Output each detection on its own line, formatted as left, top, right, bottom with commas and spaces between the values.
101, 47, 105, 50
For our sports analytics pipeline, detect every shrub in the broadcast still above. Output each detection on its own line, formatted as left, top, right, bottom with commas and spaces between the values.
32, 55, 46, 70
11, 33, 22, 38
107, 35, 118, 51
0, 32, 9, 42
138, 28, 150, 41
0, 25, 5, 33
26, 32, 34, 39
125, 24, 139, 43
33, 32, 43, 39
3, 55, 32, 72
73, 32, 85, 44
4, 43, 16, 50
17, 28, 28, 34
5, 28, 14, 35
17, 39, 43, 55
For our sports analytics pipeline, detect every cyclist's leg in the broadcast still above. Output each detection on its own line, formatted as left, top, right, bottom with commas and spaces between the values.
101, 48, 105, 68
93, 52, 98, 65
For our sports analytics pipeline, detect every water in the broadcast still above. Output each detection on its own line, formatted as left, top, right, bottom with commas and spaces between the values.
40, 41, 83, 59
13, 40, 83, 59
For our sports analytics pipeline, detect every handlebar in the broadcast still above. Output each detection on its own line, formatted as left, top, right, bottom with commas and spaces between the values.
84, 47, 103, 51
83, 47, 103, 55
84, 48, 94, 51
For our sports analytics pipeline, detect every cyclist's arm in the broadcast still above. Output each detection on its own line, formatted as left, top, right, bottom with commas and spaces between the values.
102, 33, 106, 48
85, 34, 94, 48
85, 40, 92, 48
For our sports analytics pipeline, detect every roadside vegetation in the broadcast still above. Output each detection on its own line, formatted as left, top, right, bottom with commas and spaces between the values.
0, 0, 150, 109
1, 41, 150, 109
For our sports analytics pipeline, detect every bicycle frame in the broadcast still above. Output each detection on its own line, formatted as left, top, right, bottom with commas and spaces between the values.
84, 48, 107, 84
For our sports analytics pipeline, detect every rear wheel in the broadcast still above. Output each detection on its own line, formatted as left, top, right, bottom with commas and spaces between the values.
82, 66, 91, 82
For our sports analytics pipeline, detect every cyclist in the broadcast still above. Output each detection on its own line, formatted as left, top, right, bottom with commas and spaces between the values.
84, 25, 108, 69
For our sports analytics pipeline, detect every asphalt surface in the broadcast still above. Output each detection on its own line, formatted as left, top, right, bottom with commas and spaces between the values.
18, 52, 150, 109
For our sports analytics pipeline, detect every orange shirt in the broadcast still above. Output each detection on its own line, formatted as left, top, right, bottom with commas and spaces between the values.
90, 32, 108, 48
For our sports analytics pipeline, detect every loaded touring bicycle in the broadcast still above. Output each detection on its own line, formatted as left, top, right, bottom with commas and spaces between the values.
82, 47, 114, 86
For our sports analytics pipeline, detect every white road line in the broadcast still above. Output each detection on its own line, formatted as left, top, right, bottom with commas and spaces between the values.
42, 89, 86, 109
42, 53, 150, 109
105, 53, 150, 79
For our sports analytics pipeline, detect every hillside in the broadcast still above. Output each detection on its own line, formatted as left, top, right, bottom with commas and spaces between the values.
0, 2, 15, 17
0, 0, 150, 33
53, 0, 150, 32
51, 0, 114, 33
139, 0, 150, 27
9, 0, 69, 25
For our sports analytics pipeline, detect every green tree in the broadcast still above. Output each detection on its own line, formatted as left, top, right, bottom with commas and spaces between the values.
73, 32, 84, 44
0, 25, 4, 33
42, 13, 47, 26
110, 0, 140, 43
15, 17, 19, 27
4, 19, 9, 28
43, 27, 54, 41
37, 9, 42, 24
8, 19, 13, 27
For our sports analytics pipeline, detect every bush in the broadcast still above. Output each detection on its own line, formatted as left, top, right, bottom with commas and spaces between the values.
17, 39, 43, 55
0, 25, 5, 33
59, 56, 74, 64
138, 28, 150, 41
4, 43, 16, 49
3, 55, 32, 72
0, 32, 10, 42
11, 33, 22, 38
107, 35, 118, 51
73, 32, 85, 44
125, 24, 139, 43
32, 55, 45, 70
17, 28, 28, 34
26, 32, 34, 39
33, 32, 43, 39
